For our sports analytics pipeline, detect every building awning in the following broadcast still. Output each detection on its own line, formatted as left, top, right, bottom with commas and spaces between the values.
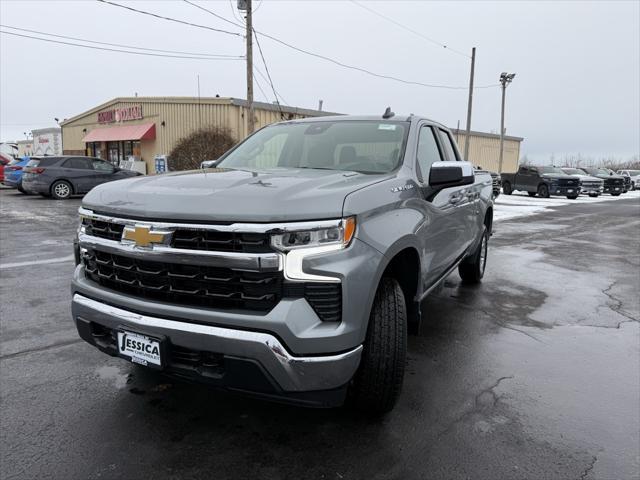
82, 123, 156, 142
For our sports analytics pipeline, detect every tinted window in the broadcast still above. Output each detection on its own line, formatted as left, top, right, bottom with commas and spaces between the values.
438, 129, 459, 161
26, 157, 61, 167
92, 160, 114, 172
64, 158, 92, 169
416, 126, 442, 181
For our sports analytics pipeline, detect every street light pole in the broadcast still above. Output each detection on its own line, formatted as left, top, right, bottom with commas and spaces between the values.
498, 72, 515, 173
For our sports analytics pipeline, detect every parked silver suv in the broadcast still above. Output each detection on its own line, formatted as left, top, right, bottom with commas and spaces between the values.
71, 113, 494, 413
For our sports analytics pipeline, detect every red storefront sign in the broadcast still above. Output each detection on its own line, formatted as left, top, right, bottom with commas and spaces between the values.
98, 105, 143, 124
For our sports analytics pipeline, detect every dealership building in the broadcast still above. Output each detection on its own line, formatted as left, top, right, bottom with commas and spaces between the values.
61, 96, 523, 174
60, 97, 334, 174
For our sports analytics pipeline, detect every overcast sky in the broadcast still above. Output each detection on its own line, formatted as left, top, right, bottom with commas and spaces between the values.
1, 0, 638, 162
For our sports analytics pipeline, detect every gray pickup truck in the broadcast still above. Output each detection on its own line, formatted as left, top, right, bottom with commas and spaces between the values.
71, 113, 493, 413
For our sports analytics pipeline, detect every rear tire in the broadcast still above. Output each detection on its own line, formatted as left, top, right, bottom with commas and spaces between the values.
459, 225, 489, 284
588, 193, 598, 197
17, 182, 30, 195
51, 180, 72, 200
349, 277, 407, 415
527, 191, 537, 197
502, 181, 512, 195
567, 195, 578, 199
538, 184, 550, 198
611, 193, 621, 197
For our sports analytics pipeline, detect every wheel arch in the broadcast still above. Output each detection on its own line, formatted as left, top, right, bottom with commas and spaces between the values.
371, 241, 422, 330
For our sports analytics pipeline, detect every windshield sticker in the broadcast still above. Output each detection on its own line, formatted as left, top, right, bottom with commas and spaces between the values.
378, 124, 397, 131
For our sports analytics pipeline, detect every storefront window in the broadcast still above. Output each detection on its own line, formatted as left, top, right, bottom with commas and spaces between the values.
107, 142, 120, 164
87, 142, 102, 159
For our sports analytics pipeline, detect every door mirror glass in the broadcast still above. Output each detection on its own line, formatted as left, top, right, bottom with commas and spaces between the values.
429, 161, 474, 189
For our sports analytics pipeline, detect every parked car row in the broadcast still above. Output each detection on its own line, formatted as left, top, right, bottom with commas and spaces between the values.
1, 155, 141, 199
501, 165, 634, 198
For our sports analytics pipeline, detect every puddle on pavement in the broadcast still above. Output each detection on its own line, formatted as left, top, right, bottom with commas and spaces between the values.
96, 365, 131, 389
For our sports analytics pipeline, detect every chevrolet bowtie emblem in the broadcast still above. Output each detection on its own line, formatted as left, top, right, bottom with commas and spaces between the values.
122, 225, 169, 248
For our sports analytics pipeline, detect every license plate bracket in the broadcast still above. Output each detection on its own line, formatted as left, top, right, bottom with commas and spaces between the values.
116, 328, 166, 369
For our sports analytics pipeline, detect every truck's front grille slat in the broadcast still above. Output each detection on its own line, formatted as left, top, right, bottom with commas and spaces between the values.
82, 249, 282, 313
171, 230, 272, 253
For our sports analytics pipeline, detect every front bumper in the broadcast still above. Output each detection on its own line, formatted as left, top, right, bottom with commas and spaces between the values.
580, 185, 604, 195
603, 185, 623, 194
549, 185, 579, 196
72, 293, 362, 405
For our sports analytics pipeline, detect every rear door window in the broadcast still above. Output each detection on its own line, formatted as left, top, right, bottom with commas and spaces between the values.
64, 158, 92, 169
416, 126, 443, 182
438, 129, 460, 161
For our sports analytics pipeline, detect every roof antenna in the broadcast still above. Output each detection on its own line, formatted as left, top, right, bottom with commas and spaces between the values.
382, 107, 395, 119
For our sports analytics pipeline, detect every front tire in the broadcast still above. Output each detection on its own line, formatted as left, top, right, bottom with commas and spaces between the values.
51, 180, 72, 200
502, 181, 512, 195
567, 195, 578, 199
611, 193, 621, 196
349, 277, 407, 415
538, 184, 550, 198
588, 193, 599, 198
459, 225, 489, 284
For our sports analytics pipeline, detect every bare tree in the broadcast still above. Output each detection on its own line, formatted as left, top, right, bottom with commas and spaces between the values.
169, 127, 236, 171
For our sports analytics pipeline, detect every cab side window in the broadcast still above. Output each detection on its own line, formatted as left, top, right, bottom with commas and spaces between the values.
438, 129, 459, 161
416, 126, 443, 182
64, 158, 91, 170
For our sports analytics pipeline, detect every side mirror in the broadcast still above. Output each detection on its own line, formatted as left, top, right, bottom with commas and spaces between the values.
201, 159, 220, 169
429, 161, 475, 189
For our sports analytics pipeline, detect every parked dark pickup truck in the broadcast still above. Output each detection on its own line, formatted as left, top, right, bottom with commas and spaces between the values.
71, 113, 494, 414
579, 168, 625, 196
501, 165, 580, 199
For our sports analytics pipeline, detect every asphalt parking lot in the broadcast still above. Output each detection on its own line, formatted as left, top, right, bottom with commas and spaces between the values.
1, 187, 639, 480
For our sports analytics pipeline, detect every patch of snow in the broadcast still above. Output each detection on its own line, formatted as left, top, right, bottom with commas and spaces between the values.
494, 189, 640, 222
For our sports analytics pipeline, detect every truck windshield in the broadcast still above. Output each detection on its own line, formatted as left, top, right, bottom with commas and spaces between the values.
539, 166, 564, 174
217, 121, 410, 174
583, 168, 610, 175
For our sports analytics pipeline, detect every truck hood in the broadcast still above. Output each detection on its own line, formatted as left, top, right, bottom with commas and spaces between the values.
81, 167, 386, 222
541, 173, 578, 181
571, 174, 603, 182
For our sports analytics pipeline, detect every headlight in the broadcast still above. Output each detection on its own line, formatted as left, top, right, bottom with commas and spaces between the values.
271, 217, 356, 252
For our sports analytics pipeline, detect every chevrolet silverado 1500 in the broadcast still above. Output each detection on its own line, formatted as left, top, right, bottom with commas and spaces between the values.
71, 113, 493, 413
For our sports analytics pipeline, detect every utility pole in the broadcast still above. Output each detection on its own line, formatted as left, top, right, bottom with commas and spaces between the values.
244, 0, 255, 135
498, 72, 516, 173
464, 47, 475, 162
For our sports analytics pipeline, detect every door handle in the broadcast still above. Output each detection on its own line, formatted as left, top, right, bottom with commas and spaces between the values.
449, 194, 463, 204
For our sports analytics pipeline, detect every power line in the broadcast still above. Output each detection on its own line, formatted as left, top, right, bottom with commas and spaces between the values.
252, 69, 269, 102
252, 28, 286, 117
1, 25, 243, 58
0, 30, 243, 61
349, 0, 470, 59
110, 0, 496, 90
96, 0, 242, 37
183, 0, 242, 29
254, 66, 289, 106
